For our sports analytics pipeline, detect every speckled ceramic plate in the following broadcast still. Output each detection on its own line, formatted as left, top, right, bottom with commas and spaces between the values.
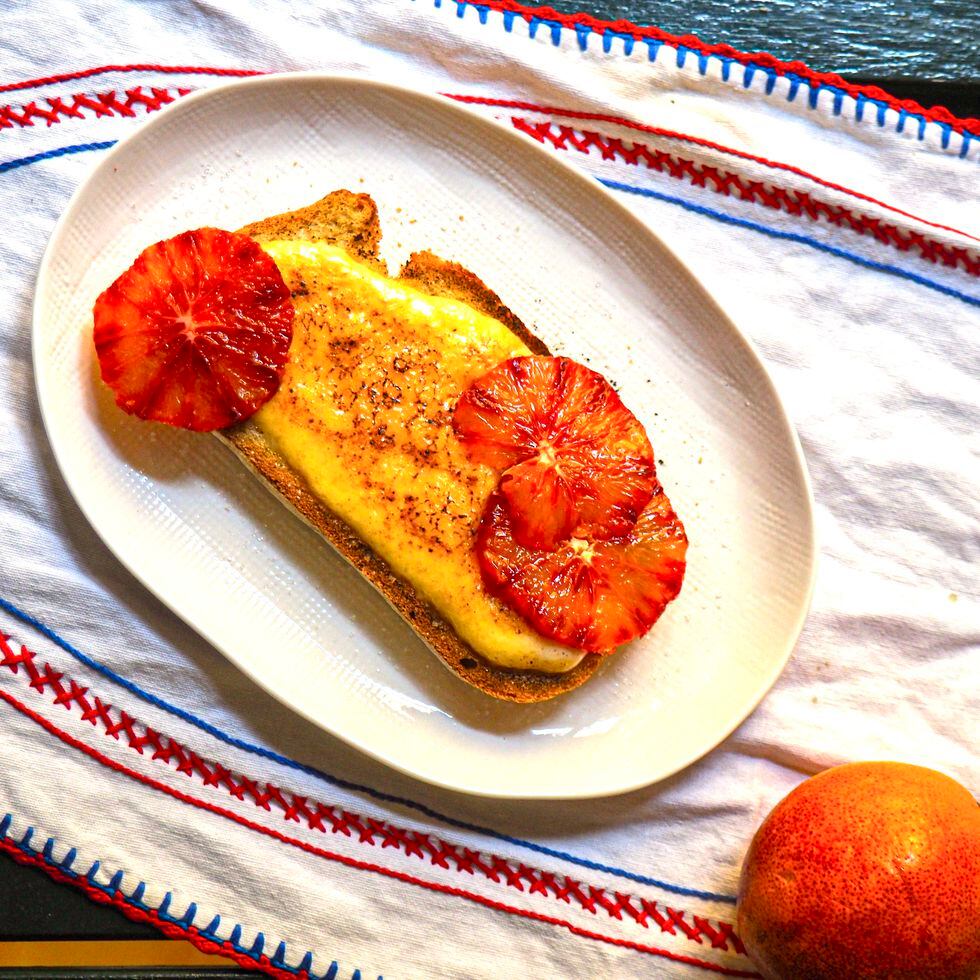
33, 74, 816, 798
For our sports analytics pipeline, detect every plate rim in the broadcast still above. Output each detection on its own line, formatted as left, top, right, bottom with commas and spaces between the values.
32, 70, 818, 799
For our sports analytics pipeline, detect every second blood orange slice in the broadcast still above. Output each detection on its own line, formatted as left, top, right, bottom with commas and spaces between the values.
453, 356, 656, 549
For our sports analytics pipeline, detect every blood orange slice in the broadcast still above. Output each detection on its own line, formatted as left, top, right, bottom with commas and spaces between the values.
93, 228, 294, 431
477, 485, 687, 652
453, 356, 655, 549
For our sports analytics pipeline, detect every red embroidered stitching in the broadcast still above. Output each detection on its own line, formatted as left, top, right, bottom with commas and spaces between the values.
0, 683, 759, 977
2, 41, 976, 142
4, 76, 971, 264
0, 65, 262, 96
470, 0, 980, 138
445, 94, 980, 243
0, 633, 746, 957
511, 117, 980, 276
0, 86, 189, 132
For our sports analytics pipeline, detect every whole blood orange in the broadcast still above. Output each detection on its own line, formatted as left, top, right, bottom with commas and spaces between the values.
737, 762, 980, 980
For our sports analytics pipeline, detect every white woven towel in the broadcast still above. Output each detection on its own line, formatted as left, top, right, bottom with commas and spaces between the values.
1, 1, 977, 977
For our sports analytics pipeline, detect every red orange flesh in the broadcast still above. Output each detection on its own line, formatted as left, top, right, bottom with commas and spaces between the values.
477, 483, 687, 652
93, 228, 293, 431
453, 356, 656, 550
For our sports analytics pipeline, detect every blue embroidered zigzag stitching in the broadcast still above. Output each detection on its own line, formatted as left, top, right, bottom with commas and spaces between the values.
440, 0, 975, 158
0, 813, 373, 980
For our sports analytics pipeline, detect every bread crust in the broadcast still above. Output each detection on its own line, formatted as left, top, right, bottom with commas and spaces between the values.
224, 190, 600, 702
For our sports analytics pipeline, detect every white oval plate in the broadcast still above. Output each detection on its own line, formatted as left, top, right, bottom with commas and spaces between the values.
34, 74, 815, 799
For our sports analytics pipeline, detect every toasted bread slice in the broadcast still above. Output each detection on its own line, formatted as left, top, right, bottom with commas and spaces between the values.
220, 191, 600, 702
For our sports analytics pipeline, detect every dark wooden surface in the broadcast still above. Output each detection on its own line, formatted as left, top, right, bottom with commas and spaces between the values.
0, 0, 977, 971
549, 0, 980, 79
0, 973, 249, 979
